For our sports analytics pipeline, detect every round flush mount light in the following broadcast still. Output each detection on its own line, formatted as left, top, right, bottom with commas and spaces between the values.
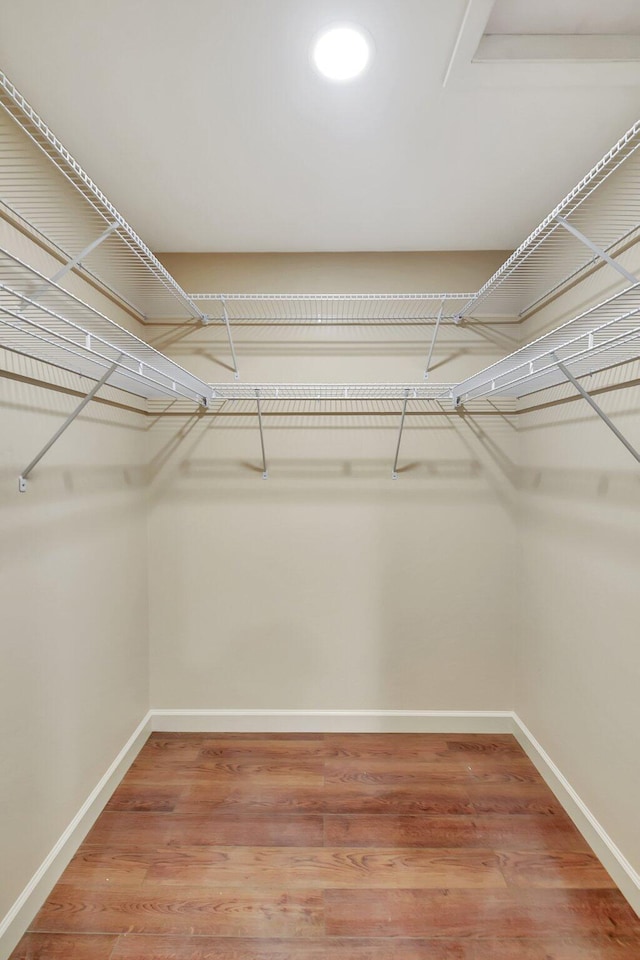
312, 25, 372, 82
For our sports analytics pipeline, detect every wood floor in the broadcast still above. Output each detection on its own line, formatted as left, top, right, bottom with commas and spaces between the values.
10, 732, 640, 959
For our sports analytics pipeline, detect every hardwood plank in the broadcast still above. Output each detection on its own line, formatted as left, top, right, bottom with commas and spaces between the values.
444, 735, 525, 756
324, 814, 591, 851
324, 888, 640, 939
323, 759, 473, 786
136, 741, 203, 762
463, 758, 545, 785
197, 740, 330, 760
180, 783, 475, 815
322, 733, 454, 761
324, 757, 543, 786
110, 935, 476, 959
141, 846, 506, 889
467, 782, 565, 816
105, 784, 186, 812
9, 933, 116, 959
149, 733, 324, 741
57, 850, 149, 887
125, 759, 325, 786
82, 812, 324, 847
32, 886, 323, 937
472, 937, 640, 959
498, 850, 617, 888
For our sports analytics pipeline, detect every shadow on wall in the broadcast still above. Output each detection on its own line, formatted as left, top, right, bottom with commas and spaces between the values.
517, 380, 640, 506
181, 456, 483, 482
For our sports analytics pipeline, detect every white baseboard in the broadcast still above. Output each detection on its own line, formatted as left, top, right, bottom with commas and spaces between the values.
3, 707, 639, 960
0, 711, 153, 960
150, 708, 515, 734
511, 713, 640, 916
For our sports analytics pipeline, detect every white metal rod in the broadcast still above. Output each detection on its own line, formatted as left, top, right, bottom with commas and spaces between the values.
554, 356, 640, 465
256, 391, 268, 479
392, 392, 410, 479
18, 357, 121, 491
555, 216, 638, 285
20, 223, 120, 311
424, 302, 445, 379
50, 222, 120, 285
221, 299, 240, 379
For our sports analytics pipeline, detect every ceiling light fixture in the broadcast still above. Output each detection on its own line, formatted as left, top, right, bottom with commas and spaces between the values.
312, 25, 372, 82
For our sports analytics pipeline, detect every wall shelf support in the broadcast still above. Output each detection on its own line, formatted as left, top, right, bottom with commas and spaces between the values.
554, 216, 639, 285
256, 389, 268, 479
392, 389, 410, 479
21, 222, 120, 310
424, 301, 445, 379
220, 297, 240, 380
553, 354, 640, 465
18, 357, 121, 492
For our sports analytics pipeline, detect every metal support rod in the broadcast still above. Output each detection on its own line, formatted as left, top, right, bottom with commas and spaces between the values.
392, 390, 410, 479
554, 216, 638, 285
221, 298, 240, 380
256, 390, 268, 479
18, 357, 121, 492
424, 301, 445, 379
553, 355, 640, 465
51, 222, 120, 283
27, 223, 120, 305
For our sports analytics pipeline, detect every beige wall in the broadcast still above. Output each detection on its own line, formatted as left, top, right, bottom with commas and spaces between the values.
158, 251, 507, 295
515, 247, 640, 872
0, 223, 150, 923
148, 252, 518, 711
517, 371, 640, 873
515, 247, 640, 878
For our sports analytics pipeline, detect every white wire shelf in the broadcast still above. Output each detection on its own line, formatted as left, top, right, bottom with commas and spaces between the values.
453, 282, 640, 403
458, 118, 640, 320
210, 383, 453, 401
0, 70, 204, 322
191, 293, 474, 325
0, 246, 210, 404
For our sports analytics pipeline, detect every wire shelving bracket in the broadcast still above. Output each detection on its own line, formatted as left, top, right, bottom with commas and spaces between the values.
553, 354, 640, 465
18, 356, 121, 492
392, 389, 410, 479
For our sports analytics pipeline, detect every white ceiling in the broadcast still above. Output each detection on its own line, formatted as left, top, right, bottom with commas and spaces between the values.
1, 0, 640, 253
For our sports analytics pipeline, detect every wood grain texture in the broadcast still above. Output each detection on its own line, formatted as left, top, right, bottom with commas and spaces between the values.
324, 813, 592, 850
9, 934, 117, 959
178, 782, 477, 814
324, 888, 640, 938
84, 812, 324, 847
111, 936, 476, 960
109, 935, 476, 958
31, 886, 323, 937
10, 733, 640, 960
142, 846, 506, 889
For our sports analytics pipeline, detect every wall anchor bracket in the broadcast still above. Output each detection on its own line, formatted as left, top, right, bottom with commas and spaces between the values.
221, 297, 240, 380
553, 354, 640, 465
554, 216, 639, 286
18, 357, 121, 493
256, 389, 268, 479
424, 300, 445, 380
392, 389, 410, 479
